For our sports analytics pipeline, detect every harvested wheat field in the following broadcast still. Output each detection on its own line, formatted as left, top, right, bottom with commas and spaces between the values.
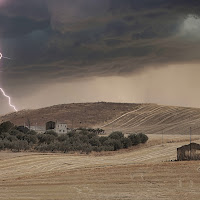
0, 135, 200, 200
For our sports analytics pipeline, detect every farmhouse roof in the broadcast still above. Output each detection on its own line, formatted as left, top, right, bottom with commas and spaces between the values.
177, 143, 200, 150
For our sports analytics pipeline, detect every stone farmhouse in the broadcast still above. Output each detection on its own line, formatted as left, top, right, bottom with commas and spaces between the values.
177, 143, 200, 161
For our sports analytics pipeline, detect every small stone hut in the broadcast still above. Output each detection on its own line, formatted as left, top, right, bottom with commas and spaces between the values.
177, 143, 200, 161
46, 121, 56, 131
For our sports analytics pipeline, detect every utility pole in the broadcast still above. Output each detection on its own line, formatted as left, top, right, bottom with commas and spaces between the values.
72, 118, 74, 130
190, 127, 192, 160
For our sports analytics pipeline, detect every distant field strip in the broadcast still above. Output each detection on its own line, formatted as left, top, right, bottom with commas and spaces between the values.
101, 104, 200, 134
0, 138, 198, 181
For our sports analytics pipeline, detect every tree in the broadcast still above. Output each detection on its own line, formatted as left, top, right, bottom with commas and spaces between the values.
108, 132, 124, 140
99, 136, 108, 145
103, 139, 123, 151
128, 133, 148, 145
121, 137, 132, 149
27, 130, 37, 135
37, 134, 56, 145
24, 134, 38, 145
0, 121, 14, 133
137, 133, 148, 144
16, 126, 29, 134
128, 134, 141, 146
89, 136, 101, 147
58, 134, 70, 142
44, 131, 58, 137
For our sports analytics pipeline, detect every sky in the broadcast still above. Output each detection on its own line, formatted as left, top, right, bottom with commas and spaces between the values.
0, 0, 200, 114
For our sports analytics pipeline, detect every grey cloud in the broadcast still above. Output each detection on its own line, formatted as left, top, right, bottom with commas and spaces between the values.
1, 0, 200, 96
0, 0, 49, 19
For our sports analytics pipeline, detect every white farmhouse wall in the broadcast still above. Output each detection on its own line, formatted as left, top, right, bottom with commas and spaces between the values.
30, 126, 46, 133
55, 123, 68, 134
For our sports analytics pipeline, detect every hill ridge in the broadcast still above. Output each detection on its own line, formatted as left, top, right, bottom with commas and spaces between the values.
1, 102, 200, 135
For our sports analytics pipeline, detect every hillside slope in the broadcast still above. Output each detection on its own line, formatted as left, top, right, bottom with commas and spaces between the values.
102, 104, 200, 135
0, 102, 139, 129
1, 102, 200, 135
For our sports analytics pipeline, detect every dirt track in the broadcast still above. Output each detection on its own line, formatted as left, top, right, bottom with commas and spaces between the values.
0, 135, 200, 200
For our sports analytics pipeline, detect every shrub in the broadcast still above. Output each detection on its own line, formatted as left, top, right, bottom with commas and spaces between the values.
99, 136, 108, 145
128, 133, 148, 145
0, 140, 4, 150
44, 130, 58, 137
37, 134, 56, 145
103, 139, 123, 151
16, 126, 29, 134
121, 137, 132, 149
79, 134, 89, 143
27, 130, 37, 135
108, 132, 124, 140
10, 140, 29, 152
88, 132, 97, 139
0, 122, 147, 153
89, 136, 101, 147
59, 141, 71, 152
24, 134, 38, 144
0, 121, 14, 133
128, 134, 141, 146
137, 133, 149, 144
101, 145, 115, 151
35, 144, 48, 152
58, 134, 70, 142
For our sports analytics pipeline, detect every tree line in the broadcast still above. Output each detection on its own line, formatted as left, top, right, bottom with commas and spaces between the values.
0, 121, 148, 153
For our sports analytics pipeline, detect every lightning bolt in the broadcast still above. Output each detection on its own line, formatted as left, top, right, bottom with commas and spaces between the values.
0, 52, 18, 112
0, 53, 11, 60
0, 88, 18, 112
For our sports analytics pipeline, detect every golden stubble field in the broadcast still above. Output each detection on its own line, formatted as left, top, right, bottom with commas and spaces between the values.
0, 134, 200, 200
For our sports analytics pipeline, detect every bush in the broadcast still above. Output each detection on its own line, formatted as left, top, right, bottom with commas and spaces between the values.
99, 136, 108, 145
103, 139, 123, 151
44, 130, 58, 137
121, 137, 132, 149
0, 121, 14, 133
137, 133, 149, 143
101, 145, 114, 151
58, 134, 69, 142
59, 141, 71, 152
108, 132, 124, 140
27, 130, 37, 135
24, 134, 38, 144
128, 134, 141, 146
128, 133, 148, 145
89, 136, 101, 147
16, 126, 29, 134
37, 134, 56, 145
0, 122, 148, 154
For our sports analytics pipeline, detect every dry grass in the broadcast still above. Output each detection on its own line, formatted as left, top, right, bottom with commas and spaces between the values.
0, 102, 139, 128
2, 102, 200, 136
0, 135, 200, 199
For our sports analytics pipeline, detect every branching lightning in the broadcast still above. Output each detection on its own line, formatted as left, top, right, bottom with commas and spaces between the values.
0, 53, 11, 60
0, 52, 18, 112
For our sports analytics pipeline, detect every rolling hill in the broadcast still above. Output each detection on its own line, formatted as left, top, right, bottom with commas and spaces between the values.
1, 102, 200, 135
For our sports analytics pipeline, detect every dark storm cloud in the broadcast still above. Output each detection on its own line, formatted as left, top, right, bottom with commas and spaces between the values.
1, 0, 200, 95
0, 0, 49, 19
